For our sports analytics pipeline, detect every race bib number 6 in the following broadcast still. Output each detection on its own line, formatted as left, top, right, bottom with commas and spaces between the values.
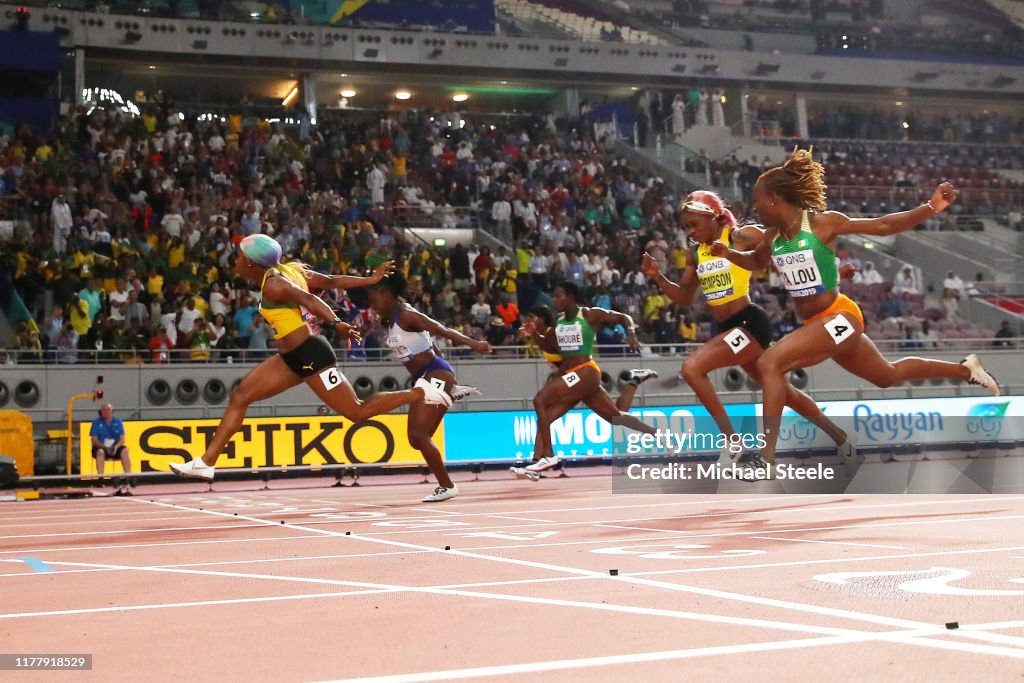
562, 371, 580, 387
319, 367, 344, 390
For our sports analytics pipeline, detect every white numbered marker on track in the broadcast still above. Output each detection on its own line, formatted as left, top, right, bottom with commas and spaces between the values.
319, 367, 343, 390
824, 314, 855, 345
723, 328, 750, 354
562, 371, 580, 387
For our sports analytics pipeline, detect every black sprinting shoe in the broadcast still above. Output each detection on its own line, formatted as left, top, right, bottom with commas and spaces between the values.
736, 454, 776, 482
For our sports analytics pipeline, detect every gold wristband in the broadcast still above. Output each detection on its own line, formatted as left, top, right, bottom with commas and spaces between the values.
925, 200, 937, 212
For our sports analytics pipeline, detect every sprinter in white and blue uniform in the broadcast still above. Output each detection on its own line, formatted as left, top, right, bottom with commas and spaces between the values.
369, 272, 492, 502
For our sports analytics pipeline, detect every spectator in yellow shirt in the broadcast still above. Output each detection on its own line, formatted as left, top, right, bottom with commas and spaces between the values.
679, 316, 698, 343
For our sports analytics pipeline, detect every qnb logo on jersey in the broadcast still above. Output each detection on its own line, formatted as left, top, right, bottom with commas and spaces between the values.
966, 401, 1008, 437
696, 258, 729, 275
853, 404, 944, 442
513, 415, 538, 445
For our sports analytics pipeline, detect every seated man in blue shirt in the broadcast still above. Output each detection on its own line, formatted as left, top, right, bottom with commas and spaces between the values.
90, 403, 131, 477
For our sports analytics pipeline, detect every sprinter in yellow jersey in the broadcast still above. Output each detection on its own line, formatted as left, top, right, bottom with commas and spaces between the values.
171, 233, 452, 481
642, 190, 854, 468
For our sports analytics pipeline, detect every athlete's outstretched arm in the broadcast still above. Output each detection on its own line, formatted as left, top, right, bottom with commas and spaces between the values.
819, 182, 956, 240
305, 261, 396, 290
262, 275, 361, 342
641, 250, 698, 308
526, 323, 561, 355
585, 307, 640, 350
399, 306, 492, 355
710, 227, 774, 271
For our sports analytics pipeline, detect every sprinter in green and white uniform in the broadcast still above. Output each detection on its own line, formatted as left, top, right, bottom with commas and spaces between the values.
715, 148, 999, 479
511, 281, 657, 481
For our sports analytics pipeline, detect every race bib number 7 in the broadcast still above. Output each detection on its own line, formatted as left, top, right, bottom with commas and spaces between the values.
319, 367, 344, 390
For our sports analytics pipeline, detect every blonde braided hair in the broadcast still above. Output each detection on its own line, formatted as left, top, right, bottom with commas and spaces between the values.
757, 147, 828, 212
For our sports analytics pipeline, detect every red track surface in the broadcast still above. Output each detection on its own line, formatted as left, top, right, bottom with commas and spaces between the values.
2, 470, 1023, 681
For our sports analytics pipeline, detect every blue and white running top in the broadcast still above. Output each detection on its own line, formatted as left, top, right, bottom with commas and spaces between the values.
385, 304, 434, 362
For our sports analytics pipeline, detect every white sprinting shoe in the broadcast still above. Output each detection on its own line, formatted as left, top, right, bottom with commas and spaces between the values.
510, 467, 540, 481
736, 454, 776, 482
451, 385, 482, 401
415, 378, 454, 407
718, 444, 746, 465
961, 355, 1000, 396
627, 369, 659, 385
170, 458, 215, 481
525, 456, 561, 473
837, 439, 860, 477
422, 485, 459, 502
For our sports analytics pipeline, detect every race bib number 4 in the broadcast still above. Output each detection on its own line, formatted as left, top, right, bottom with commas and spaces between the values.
824, 314, 855, 344
723, 327, 750, 354
319, 367, 345, 390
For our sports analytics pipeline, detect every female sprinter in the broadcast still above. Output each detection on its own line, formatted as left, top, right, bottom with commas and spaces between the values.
641, 191, 855, 470
368, 272, 492, 502
713, 148, 999, 479
171, 234, 451, 481
512, 282, 658, 481
522, 304, 659, 412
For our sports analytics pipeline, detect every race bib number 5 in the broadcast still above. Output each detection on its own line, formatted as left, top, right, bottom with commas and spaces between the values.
319, 367, 345, 390
723, 328, 750, 354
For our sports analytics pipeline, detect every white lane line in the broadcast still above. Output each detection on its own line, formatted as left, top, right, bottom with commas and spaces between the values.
0, 534, 330, 556
630, 546, 1024, 578
0, 515, 205, 530
311, 631, 1021, 683
128, 498, 1024, 656
0, 523, 273, 540
484, 515, 554, 523
0, 559, 889, 640
596, 524, 685, 534
748, 537, 909, 550
6, 504, 1005, 542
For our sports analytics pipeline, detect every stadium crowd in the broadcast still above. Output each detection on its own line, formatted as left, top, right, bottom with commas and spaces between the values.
0, 93, 1011, 365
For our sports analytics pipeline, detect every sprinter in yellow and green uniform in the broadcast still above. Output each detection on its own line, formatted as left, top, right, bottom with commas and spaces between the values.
642, 190, 853, 468
716, 147, 999, 480
170, 233, 452, 482
511, 282, 658, 481
519, 303, 659, 432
